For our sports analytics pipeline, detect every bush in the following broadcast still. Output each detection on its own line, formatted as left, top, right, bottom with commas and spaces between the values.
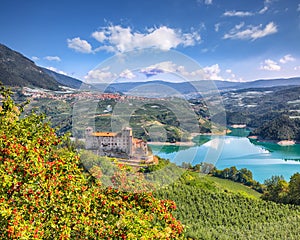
0, 85, 184, 239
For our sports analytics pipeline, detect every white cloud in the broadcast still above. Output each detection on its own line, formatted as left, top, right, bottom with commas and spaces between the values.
183, 31, 202, 46
224, 5, 269, 17
260, 59, 281, 71
140, 61, 181, 76
84, 67, 117, 83
259, 6, 268, 14
203, 64, 223, 80
94, 45, 116, 53
280, 54, 296, 63
214, 23, 220, 32
224, 69, 239, 81
235, 22, 245, 30
32, 56, 39, 61
84, 61, 240, 83
91, 25, 201, 53
251, 22, 277, 39
298, 4, 300, 11
91, 31, 107, 42
46, 66, 68, 75
44, 56, 61, 62
294, 66, 300, 70
119, 69, 136, 79
67, 37, 92, 53
140, 61, 228, 80
223, 22, 277, 40
140, 61, 199, 79
223, 10, 254, 17
196, 0, 212, 5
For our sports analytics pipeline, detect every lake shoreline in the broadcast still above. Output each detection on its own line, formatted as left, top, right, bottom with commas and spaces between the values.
248, 136, 298, 146
150, 130, 300, 183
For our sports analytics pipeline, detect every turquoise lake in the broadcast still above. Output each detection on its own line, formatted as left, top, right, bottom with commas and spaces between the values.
149, 128, 300, 183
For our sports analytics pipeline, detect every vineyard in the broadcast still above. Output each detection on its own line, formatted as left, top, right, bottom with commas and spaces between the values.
155, 170, 300, 239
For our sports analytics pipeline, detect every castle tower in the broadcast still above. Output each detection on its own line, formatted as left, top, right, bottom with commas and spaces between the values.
85, 127, 94, 149
85, 127, 93, 136
122, 127, 133, 156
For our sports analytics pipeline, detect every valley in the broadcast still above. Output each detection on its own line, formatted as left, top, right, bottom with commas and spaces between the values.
2, 0, 300, 238
2, 42, 300, 239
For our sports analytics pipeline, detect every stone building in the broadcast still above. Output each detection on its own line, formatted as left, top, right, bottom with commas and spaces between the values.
85, 127, 150, 160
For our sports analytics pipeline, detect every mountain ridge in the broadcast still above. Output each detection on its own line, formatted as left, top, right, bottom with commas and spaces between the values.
0, 43, 62, 90
41, 67, 87, 89
93, 77, 300, 96
1, 42, 300, 93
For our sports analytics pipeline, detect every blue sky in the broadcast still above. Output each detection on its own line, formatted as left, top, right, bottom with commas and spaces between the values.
1, 0, 300, 82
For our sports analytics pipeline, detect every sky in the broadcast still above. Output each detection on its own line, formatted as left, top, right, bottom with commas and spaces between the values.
1, 0, 300, 83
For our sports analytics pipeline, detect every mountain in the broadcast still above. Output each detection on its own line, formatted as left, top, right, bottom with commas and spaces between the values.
41, 67, 88, 89
233, 77, 300, 90
93, 78, 300, 97
2, 42, 299, 93
0, 44, 62, 90
94, 80, 231, 97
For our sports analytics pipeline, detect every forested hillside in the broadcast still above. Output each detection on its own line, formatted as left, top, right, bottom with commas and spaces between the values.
250, 115, 300, 140
0, 44, 62, 90
223, 86, 300, 140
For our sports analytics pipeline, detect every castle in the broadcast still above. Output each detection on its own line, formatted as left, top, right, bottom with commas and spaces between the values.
85, 127, 152, 162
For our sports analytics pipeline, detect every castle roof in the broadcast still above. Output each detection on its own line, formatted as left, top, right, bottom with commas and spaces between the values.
91, 132, 117, 137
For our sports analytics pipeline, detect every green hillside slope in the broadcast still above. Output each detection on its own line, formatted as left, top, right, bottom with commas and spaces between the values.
146, 160, 300, 239
0, 44, 61, 90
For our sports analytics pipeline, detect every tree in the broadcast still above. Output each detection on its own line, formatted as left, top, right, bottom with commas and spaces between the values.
236, 168, 253, 185
229, 166, 238, 181
288, 172, 300, 205
262, 176, 288, 203
221, 168, 231, 179
0, 85, 184, 239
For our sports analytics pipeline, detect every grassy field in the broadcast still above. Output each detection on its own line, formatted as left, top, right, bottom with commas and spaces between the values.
205, 175, 261, 198
170, 171, 261, 199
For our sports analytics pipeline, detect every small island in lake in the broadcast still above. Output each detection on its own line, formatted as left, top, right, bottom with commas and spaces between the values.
277, 140, 296, 146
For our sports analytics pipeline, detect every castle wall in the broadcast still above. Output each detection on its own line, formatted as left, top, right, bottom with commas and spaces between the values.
85, 127, 142, 157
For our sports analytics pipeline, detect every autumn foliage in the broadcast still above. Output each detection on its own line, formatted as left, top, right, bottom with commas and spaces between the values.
0, 85, 184, 239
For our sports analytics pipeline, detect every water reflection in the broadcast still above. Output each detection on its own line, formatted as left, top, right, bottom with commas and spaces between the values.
149, 128, 300, 182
